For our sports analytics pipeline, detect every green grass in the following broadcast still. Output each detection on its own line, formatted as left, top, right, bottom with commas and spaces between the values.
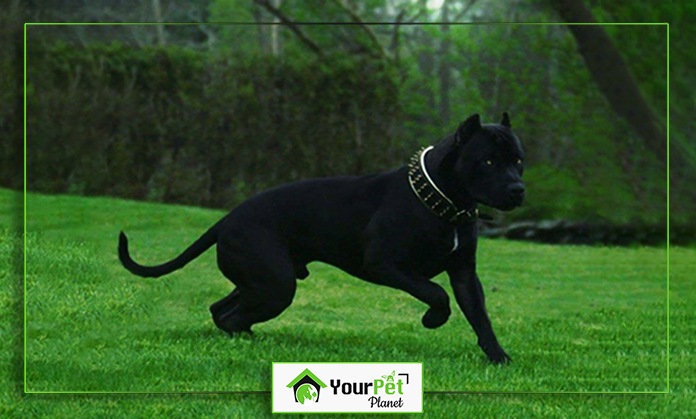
1, 187, 694, 417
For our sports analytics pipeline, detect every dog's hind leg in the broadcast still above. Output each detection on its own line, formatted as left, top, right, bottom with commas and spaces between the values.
212, 231, 297, 335
213, 276, 296, 335
210, 288, 240, 317
216, 279, 296, 335
210, 288, 241, 329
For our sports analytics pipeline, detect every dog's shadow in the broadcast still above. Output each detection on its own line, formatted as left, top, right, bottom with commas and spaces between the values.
240, 325, 475, 362
128, 319, 484, 366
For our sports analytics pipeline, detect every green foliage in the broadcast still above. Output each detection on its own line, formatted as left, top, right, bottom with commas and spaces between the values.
512, 164, 586, 220
25, 42, 403, 208
666, 3, 696, 224
208, 0, 259, 55
17, 16, 677, 226
407, 23, 667, 225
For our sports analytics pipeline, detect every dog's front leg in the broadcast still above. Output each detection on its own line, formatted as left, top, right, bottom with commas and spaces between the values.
448, 266, 510, 364
362, 262, 451, 329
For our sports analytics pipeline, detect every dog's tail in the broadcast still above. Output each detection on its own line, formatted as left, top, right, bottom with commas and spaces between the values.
118, 220, 222, 278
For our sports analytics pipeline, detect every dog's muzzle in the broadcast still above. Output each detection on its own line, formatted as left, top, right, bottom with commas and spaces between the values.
508, 183, 525, 203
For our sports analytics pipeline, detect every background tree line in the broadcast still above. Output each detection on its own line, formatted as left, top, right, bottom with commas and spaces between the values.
2, 0, 690, 239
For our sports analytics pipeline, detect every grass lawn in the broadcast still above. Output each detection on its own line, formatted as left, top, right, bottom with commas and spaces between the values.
1, 187, 693, 417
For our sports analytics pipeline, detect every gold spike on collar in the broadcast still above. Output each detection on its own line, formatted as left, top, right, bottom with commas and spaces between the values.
407, 146, 479, 225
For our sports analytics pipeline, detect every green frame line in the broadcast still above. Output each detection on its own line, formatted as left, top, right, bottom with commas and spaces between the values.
21, 22, 667, 25
665, 23, 670, 394
23, 21, 28, 395
23, 21, 670, 396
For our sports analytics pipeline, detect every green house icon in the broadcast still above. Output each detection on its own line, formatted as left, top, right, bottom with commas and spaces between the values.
286, 368, 328, 404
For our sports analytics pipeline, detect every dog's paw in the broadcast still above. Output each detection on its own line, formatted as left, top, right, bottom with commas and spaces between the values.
478, 339, 511, 365
216, 318, 253, 337
484, 348, 511, 365
227, 329, 254, 339
421, 307, 451, 329
212, 310, 253, 337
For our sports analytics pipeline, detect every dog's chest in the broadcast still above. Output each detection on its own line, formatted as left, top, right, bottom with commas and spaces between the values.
410, 227, 462, 262
450, 229, 460, 254
399, 227, 465, 277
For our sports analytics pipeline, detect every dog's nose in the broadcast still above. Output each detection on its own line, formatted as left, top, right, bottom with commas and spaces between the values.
508, 183, 525, 198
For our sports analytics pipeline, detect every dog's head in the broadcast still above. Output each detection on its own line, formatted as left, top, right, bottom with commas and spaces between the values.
438, 113, 525, 212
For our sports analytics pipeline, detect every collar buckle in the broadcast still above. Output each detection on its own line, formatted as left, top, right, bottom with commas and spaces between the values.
450, 208, 478, 224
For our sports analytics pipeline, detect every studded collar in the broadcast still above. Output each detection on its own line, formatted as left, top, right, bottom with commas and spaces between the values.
407, 146, 479, 225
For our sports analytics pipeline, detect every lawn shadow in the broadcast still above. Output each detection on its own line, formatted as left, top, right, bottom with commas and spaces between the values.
248, 324, 480, 363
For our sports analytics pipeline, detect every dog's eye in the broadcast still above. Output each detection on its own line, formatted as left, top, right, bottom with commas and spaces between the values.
517, 159, 522, 165
485, 160, 493, 166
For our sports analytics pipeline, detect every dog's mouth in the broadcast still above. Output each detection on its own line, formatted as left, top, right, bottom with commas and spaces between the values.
475, 196, 524, 212
496, 201, 523, 212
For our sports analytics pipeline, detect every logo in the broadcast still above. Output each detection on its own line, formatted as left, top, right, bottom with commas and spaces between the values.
381, 370, 396, 382
286, 368, 327, 404
272, 363, 422, 413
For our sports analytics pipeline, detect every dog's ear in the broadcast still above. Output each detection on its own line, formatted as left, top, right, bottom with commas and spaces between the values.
454, 113, 482, 145
501, 112, 511, 128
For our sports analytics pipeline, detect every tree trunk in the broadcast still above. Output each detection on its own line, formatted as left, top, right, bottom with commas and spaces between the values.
415, 0, 435, 116
332, 0, 387, 59
152, 0, 166, 46
271, 0, 282, 56
254, 0, 323, 57
438, 0, 451, 126
390, 10, 405, 65
252, 3, 269, 54
553, 0, 666, 163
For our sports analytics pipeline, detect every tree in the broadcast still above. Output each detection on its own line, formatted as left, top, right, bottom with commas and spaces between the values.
438, 0, 452, 126
552, 0, 666, 163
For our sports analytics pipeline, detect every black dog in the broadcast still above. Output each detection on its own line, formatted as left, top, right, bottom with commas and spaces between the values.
119, 113, 525, 364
